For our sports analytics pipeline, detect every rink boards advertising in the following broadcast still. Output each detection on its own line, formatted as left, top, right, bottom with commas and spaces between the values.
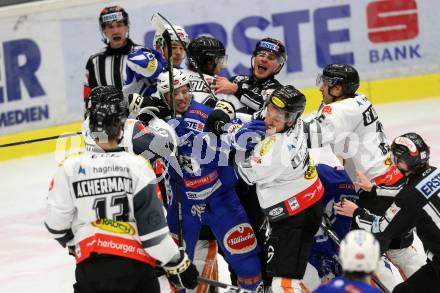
0, 0, 439, 160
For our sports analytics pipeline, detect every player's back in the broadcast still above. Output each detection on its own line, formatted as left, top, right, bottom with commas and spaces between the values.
61, 151, 155, 238
313, 93, 391, 181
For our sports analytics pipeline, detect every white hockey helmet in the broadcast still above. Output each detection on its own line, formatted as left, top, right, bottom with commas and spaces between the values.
339, 230, 380, 273
153, 25, 189, 48
157, 69, 191, 96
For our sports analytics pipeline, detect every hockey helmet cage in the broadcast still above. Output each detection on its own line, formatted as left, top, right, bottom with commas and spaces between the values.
340, 230, 380, 273
318, 64, 360, 96
187, 36, 227, 70
153, 25, 190, 48
88, 86, 127, 140
253, 37, 287, 63
391, 132, 430, 172
99, 6, 129, 30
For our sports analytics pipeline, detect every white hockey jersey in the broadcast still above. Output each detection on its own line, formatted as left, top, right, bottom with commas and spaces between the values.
237, 119, 324, 222
82, 118, 137, 153
45, 150, 180, 265
184, 69, 245, 110
305, 93, 402, 185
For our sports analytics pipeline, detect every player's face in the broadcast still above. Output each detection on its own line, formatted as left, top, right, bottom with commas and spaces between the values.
253, 50, 282, 80
103, 21, 128, 49
171, 42, 186, 66
264, 104, 293, 133
319, 80, 343, 104
165, 85, 191, 114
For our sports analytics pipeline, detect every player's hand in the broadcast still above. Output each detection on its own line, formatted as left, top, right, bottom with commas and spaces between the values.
334, 199, 358, 217
354, 170, 373, 192
231, 120, 266, 151
206, 100, 235, 136
214, 76, 238, 94
164, 251, 199, 289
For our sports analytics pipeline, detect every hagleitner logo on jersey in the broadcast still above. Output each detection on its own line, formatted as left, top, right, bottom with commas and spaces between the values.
73, 176, 132, 198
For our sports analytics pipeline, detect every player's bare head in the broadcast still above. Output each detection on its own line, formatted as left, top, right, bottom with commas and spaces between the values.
391, 133, 430, 175
99, 6, 129, 48
252, 38, 287, 80
187, 36, 227, 75
264, 85, 305, 133
157, 69, 192, 114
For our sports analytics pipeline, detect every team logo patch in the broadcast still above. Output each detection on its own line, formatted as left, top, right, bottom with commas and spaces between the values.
304, 160, 317, 180
384, 156, 392, 166
321, 105, 332, 115
260, 136, 276, 156
287, 197, 300, 211
78, 166, 86, 175
223, 223, 257, 254
91, 219, 136, 235
147, 58, 158, 73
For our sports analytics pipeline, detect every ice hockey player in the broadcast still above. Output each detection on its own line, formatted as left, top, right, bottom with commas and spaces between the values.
304, 64, 426, 289
44, 89, 199, 293
308, 163, 356, 284
211, 37, 285, 114
82, 86, 176, 166
156, 68, 264, 291
84, 6, 144, 104
153, 24, 190, 68
313, 229, 382, 293
335, 132, 440, 293
237, 85, 324, 293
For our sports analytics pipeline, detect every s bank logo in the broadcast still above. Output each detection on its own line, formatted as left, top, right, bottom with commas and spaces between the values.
367, 0, 418, 43
367, 0, 421, 63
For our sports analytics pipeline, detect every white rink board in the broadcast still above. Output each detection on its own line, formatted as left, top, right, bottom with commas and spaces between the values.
1, 0, 440, 135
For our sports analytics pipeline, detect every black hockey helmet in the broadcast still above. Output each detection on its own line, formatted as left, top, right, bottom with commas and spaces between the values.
318, 64, 360, 96
187, 36, 227, 74
391, 133, 430, 173
265, 85, 306, 122
99, 6, 129, 30
253, 37, 287, 64
86, 86, 128, 118
89, 86, 128, 140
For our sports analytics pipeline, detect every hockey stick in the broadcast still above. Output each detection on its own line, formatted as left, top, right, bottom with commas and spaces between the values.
198, 276, 256, 293
320, 216, 391, 293
0, 131, 81, 148
153, 13, 219, 103
151, 13, 185, 247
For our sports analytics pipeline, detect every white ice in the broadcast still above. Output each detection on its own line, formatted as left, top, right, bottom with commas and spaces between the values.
0, 98, 439, 292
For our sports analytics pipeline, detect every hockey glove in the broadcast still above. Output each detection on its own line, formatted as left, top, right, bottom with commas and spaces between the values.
231, 120, 266, 151
128, 94, 171, 123
206, 100, 236, 136
164, 251, 199, 289
126, 48, 167, 80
